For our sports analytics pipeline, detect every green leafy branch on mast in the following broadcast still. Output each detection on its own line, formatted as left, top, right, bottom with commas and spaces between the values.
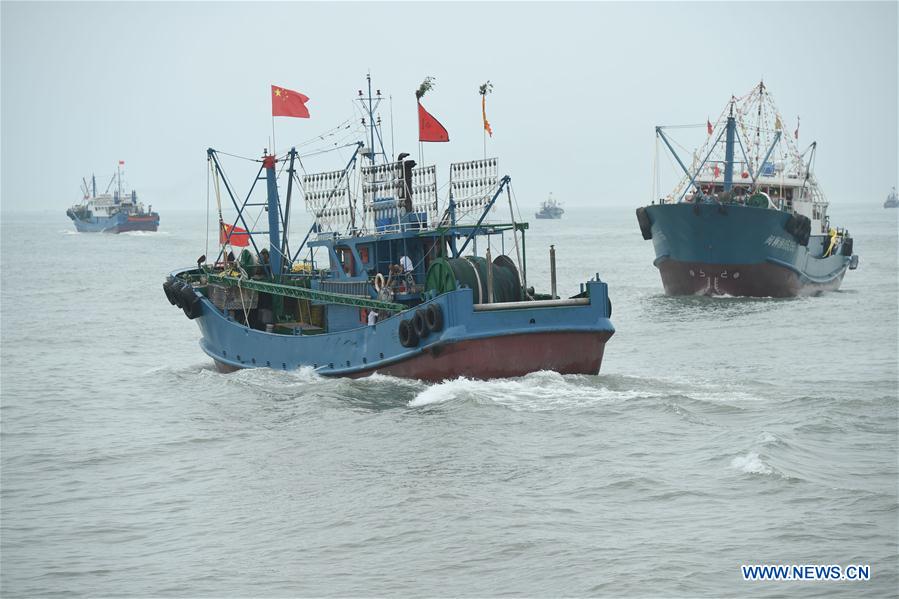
415, 77, 435, 100
479, 81, 493, 96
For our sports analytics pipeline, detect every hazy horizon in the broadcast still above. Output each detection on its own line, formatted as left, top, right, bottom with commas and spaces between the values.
2, 1, 896, 215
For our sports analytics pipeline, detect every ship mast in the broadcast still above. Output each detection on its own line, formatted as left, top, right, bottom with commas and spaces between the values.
723, 98, 736, 192
358, 73, 386, 164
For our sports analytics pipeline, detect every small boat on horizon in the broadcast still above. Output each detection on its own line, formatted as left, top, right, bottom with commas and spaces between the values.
535, 193, 564, 219
66, 161, 159, 233
636, 82, 858, 297
884, 187, 898, 208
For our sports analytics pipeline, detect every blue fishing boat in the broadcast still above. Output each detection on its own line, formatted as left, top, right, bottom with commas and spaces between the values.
636, 82, 858, 297
163, 77, 614, 381
66, 162, 159, 232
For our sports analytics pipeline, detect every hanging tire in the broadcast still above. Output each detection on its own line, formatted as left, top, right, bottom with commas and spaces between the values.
607, 297, 612, 318
171, 280, 187, 308
177, 283, 196, 309
412, 309, 429, 339
841, 237, 853, 256
163, 280, 177, 305
784, 214, 811, 246
636, 207, 653, 240
425, 304, 444, 332
182, 291, 202, 320
398, 319, 419, 348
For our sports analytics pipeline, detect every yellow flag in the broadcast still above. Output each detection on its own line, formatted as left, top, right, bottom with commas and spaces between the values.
775, 115, 783, 131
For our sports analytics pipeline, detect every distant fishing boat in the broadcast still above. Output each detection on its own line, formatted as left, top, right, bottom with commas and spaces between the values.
636, 82, 858, 297
162, 76, 614, 381
66, 161, 159, 232
885, 187, 898, 208
535, 193, 564, 219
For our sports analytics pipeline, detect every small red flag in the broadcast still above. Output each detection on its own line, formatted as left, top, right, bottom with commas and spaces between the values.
418, 102, 449, 142
713, 164, 721, 178
119, 160, 125, 165
220, 221, 250, 247
707, 119, 713, 135
272, 85, 310, 118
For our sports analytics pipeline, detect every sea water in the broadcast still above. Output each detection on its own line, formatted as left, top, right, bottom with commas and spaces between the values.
1, 205, 896, 596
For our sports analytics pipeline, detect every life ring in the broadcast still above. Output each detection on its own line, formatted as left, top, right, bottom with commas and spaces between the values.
374, 273, 385, 292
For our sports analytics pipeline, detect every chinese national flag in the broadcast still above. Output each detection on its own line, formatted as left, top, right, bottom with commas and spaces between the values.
272, 85, 310, 118
418, 102, 449, 142
220, 221, 250, 247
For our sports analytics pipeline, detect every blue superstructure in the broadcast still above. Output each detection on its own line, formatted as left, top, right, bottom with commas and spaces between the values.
637, 82, 857, 297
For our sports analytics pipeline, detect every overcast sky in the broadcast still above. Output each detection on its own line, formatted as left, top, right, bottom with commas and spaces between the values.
2, 1, 896, 214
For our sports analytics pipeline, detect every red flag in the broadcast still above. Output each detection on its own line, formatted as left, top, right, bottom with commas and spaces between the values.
220, 221, 250, 247
713, 164, 721, 178
707, 119, 713, 135
272, 85, 310, 118
118, 160, 125, 165
418, 102, 449, 142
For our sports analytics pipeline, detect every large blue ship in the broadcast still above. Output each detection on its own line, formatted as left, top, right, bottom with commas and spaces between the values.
636, 82, 857, 297
163, 77, 614, 381
66, 162, 159, 232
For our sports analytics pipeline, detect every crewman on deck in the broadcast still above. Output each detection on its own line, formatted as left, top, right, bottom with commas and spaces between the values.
824, 228, 838, 257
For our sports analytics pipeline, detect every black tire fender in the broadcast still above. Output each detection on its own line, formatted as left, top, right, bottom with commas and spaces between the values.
398, 319, 419, 348
412, 309, 429, 339
425, 303, 444, 332
785, 214, 811, 246
163, 280, 177, 305
171, 280, 187, 308
841, 237, 853, 256
182, 292, 202, 320
636, 207, 653, 240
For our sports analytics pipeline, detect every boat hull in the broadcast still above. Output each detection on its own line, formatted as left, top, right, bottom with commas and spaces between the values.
68, 211, 159, 233
174, 271, 615, 382
656, 259, 845, 297
213, 330, 611, 381
642, 202, 853, 297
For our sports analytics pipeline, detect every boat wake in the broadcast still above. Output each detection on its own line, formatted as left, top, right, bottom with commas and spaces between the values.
121, 230, 169, 236
409, 370, 652, 411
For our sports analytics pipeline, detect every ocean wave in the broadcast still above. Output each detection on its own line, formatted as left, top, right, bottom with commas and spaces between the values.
730, 452, 773, 475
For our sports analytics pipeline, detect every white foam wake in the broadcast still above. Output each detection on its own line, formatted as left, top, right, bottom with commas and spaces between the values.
408, 370, 647, 410
730, 452, 773, 475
